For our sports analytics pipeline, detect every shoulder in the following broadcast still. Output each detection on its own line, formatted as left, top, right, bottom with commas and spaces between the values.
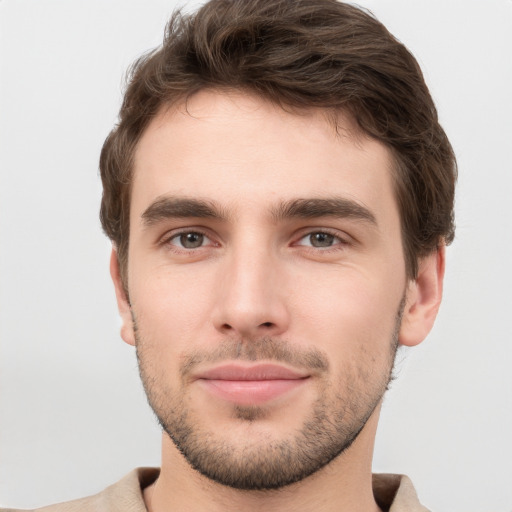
373, 473, 431, 512
1, 468, 159, 512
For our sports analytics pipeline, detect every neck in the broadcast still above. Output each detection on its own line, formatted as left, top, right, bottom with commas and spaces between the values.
144, 407, 382, 512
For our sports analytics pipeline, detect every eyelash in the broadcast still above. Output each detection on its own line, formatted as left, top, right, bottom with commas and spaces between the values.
160, 229, 215, 251
159, 228, 350, 254
294, 229, 349, 251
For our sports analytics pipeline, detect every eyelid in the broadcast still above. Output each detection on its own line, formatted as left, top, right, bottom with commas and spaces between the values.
156, 226, 352, 251
159, 227, 218, 249
292, 228, 351, 247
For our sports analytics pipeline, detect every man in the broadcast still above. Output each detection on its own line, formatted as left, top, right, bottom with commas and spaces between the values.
3, 0, 456, 510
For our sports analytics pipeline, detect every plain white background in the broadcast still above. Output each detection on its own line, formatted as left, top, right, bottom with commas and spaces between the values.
1, 0, 511, 510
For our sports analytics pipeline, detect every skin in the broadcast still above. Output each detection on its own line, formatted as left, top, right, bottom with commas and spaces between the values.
111, 90, 444, 512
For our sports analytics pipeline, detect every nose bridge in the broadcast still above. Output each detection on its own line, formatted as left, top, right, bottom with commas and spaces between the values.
229, 241, 271, 303
213, 231, 288, 337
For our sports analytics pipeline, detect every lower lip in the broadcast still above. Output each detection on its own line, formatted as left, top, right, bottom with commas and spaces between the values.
199, 378, 308, 406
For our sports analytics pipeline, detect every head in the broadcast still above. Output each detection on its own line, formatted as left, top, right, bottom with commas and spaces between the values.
100, 0, 455, 491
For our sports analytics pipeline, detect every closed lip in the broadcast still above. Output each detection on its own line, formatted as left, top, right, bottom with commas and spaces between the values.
193, 363, 309, 381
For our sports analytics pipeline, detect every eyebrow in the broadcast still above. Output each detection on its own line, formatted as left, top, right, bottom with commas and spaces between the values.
141, 196, 377, 227
141, 197, 230, 227
271, 198, 377, 225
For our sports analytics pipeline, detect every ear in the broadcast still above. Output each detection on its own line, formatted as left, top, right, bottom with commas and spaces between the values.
399, 246, 445, 347
110, 248, 136, 346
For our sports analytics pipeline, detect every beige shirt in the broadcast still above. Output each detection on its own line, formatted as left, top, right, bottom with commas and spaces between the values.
2, 468, 430, 512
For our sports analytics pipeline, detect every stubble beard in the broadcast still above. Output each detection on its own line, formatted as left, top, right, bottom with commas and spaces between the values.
135, 300, 403, 491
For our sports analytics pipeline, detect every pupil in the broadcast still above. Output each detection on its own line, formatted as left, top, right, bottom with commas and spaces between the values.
311, 233, 334, 247
181, 232, 203, 248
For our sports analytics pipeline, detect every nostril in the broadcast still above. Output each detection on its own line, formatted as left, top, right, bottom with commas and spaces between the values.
261, 322, 273, 328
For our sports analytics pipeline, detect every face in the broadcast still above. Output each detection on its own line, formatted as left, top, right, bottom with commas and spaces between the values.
112, 90, 436, 490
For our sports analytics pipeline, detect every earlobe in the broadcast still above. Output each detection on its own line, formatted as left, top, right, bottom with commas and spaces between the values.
110, 248, 136, 346
399, 246, 445, 347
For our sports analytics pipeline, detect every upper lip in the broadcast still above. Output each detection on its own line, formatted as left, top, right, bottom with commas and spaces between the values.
194, 363, 309, 381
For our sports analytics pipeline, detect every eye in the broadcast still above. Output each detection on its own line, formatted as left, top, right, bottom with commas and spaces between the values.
168, 231, 211, 249
296, 231, 344, 248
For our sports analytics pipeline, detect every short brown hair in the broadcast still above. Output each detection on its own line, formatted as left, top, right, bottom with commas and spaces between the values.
100, 0, 456, 283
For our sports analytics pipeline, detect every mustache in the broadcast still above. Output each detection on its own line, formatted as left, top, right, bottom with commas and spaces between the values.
178, 337, 330, 379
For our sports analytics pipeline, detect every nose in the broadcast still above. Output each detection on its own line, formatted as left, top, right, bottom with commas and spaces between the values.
211, 243, 290, 339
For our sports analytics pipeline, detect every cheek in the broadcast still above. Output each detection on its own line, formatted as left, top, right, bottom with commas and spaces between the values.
289, 266, 402, 353
130, 265, 215, 350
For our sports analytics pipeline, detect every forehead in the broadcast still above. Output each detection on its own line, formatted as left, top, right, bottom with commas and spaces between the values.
131, 90, 397, 224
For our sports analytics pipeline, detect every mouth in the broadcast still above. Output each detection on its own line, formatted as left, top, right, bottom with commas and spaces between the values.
193, 363, 310, 406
